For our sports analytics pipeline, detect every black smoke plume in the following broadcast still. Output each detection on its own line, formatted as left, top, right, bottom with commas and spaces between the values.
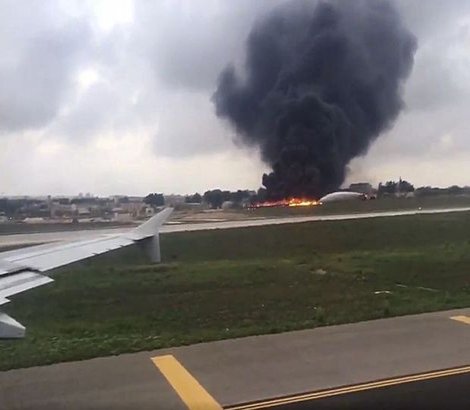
213, 0, 416, 199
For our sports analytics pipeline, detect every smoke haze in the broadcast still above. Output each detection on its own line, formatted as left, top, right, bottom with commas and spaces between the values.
214, 0, 417, 199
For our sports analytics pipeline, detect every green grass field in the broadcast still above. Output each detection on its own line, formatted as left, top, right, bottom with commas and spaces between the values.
1, 211, 470, 370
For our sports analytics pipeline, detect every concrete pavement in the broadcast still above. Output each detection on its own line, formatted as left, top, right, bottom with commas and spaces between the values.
2, 206, 470, 247
0, 308, 469, 409
257, 372, 470, 409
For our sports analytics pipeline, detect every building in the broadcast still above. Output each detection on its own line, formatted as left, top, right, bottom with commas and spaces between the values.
164, 195, 186, 206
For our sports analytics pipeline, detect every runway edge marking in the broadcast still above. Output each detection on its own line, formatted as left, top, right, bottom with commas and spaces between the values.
450, 315, 470, 325
151, 354, 222, 410
226, 365, 470, 410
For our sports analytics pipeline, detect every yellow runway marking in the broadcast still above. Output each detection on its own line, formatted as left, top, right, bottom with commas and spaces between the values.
450, 315, 470, 325
152, 354, 222, 410
227, 365, 470, 410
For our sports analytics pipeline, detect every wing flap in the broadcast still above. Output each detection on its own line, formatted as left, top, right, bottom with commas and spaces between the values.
0, 271, 54, 305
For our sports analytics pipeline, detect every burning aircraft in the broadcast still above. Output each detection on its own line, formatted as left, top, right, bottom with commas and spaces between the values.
251, 191, 365, 208
251, 197, 318, 209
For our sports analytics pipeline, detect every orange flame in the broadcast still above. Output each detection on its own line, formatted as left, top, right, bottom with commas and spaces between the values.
287, 198, 318, 207
251, 197, 318, 208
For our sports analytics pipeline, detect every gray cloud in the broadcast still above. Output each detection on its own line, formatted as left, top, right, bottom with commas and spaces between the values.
133, 0, 285, 91
55, 82, 118, 139
343, 0, 470, 186
396, 1, 470, 112
395, 0, 470, 39
2, 0, 470, 194
0, 1, 93, 133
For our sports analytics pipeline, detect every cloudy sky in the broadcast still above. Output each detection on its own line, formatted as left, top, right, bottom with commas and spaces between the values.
1, 0, 470, 196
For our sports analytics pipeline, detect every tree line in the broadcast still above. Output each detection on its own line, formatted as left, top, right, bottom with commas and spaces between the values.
201, 189, 255, 209
377, 178, 414, 195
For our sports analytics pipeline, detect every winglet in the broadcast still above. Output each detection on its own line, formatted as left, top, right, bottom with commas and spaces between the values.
126, 207, 173, 263
127, 207, 173, 241
0, 312, 25, 338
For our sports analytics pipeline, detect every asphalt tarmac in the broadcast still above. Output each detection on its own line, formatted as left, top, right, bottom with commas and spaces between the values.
244, 372, 470, 409
1, 308, 468, 410
1, 206, 470, 247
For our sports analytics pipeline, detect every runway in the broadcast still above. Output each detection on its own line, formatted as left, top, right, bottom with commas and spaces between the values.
1, 308, 468, 409
239, 371, 470, 409
1, 206, 470, 247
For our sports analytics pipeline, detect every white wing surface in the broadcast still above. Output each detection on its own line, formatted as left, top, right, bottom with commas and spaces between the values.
0, 207, 173, 338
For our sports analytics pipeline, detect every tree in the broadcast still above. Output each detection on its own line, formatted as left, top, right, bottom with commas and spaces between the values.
378, 179, 415, 196
397, 178, 414, 193
144, 193, 164, 207
447, 185, 463, 195
415, 186, 441, 196
256, 187, 268, 202
378, 181, 397, 196
185, 193, 202, 203
203, 190, 224, 209
230, 190, 251, 204
0, 198, 27, 216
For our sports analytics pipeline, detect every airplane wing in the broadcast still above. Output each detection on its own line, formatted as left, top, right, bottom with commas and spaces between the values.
0, 207, 173, 338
